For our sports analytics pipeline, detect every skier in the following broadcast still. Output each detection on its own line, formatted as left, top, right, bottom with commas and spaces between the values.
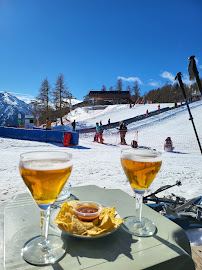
164, 137, 174, 152
99, 124, 104, 144
94, 122, 100, 142
118, 122, 127, 145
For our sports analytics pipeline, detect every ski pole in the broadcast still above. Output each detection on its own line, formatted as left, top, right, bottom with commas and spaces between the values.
175, 72, 202, 154
188, 55, 202, 95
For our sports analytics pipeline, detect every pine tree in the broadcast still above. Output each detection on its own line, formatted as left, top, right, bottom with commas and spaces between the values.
52, 74, 71, 125
132, 81, 140, 101
101, 85, 107, 91
126, 85, 132, 95
115, 79, 123, 91
36, 78, 51, 121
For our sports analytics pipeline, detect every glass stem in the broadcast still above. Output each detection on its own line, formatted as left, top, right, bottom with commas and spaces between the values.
40, 207, 51, 248
135, 193, 142, 222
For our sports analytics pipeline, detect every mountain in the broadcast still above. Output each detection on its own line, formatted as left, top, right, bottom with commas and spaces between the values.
0, 92, 32, 127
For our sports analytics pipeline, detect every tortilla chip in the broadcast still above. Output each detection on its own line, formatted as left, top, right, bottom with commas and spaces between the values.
87, 227, 107, 236
112, 217, 125, 227
99, 206, 116, 220
71, 215, 87, 235
53, 200, 125, 236
67, 200, 79, 207
99, 214, 113, 230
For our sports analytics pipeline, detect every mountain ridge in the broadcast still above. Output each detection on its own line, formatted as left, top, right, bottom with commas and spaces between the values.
0, 92, 32, 126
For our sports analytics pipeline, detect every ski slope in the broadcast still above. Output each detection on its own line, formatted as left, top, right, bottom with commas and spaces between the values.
0, 101, 202, 203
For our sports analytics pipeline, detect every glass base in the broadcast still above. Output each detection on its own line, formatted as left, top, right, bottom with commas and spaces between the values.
121, 216, 156, 237
21, 234, 66, 265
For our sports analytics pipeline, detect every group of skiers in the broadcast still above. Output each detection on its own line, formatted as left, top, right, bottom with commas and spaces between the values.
94, 119, 174, 151
94, 120, 128, 145
47, 116, 174, 151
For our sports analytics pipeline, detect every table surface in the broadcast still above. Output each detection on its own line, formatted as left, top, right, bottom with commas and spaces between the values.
0, 185, 195, 270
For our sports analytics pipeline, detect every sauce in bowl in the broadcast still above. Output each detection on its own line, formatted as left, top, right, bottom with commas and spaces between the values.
73, 201, 102, 221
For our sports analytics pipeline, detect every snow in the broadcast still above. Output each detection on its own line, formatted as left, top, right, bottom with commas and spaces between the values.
0, 101, 202, 203
3, 92, 18, 106
57, 103, 175, 129
71, 98, 83, 105
0, 92, 32, 126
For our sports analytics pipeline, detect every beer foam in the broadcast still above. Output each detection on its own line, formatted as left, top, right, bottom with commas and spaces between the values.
121, 148, 162, 162
20, 159, 73, 171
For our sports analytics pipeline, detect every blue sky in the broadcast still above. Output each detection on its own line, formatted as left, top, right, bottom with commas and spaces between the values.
0, 0, 202, 102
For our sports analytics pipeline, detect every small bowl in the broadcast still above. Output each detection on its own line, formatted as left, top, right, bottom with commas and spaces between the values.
73, 201, 102, 221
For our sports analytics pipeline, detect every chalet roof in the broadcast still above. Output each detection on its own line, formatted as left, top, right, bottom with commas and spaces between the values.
88, 91, 130, 100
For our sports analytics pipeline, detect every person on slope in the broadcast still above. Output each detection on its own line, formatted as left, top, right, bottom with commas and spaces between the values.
118, 122, 127, 145
99, 123, 104, 144
108, 118, 111, 128
46, 117, 51, 130
71, 120, 76, 131
164, 137, 174, 152
94, 122, 100, 142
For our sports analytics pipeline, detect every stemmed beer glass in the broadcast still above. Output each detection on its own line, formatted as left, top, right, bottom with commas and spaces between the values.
121, 147, 162, 236
19, 151, 73, 265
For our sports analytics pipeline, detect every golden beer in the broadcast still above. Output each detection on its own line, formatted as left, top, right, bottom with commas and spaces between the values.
121, 159, 162, 191
120, 148, 162, 237
19, 159, 72, 205
19, 151, 73, 265
121, 148, 162, 191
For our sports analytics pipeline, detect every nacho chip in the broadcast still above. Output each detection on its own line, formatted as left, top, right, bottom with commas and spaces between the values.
67, 200, 79, 207
112, 217, 125, 227
71, 215, 87, 235
87, 227, 106, 236
99, 206, 116, 220
53, 201, 73, 225
99, 214, 113, 230
80, 221, 94, 230
53, 200, 125, 236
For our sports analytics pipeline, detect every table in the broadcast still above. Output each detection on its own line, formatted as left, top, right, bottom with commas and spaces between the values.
0, 185, 195, 270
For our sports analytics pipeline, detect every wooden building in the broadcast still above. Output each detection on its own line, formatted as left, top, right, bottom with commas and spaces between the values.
88, 91, 131, 105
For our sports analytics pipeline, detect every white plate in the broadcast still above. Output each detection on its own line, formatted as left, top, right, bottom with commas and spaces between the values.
59, 224, 120, 239
50, 205, 121, 239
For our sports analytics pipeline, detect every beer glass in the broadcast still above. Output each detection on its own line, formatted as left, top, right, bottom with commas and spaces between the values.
121, 148, 162, 236
56, 182, 71, 201
19, 151, 73, 265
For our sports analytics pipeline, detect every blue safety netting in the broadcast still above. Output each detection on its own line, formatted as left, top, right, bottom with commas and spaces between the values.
0, 127, 79, 145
